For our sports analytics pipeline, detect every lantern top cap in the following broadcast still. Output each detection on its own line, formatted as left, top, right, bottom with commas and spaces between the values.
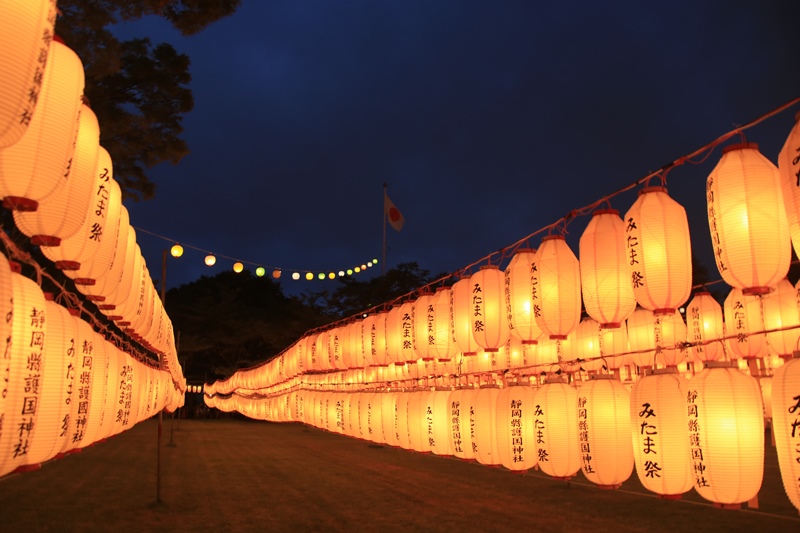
722, 142, 759, 154
514, 247, 536, 253
479, 264, 500, 270
693, 291, 713, 296
54, 34, 65, 45
435, 286, 450, 292
704, 360, 738, 369
589, 373, 616, 380
541, 234, 565, 242
592, 208, 619, 216
638, 186, 667, 196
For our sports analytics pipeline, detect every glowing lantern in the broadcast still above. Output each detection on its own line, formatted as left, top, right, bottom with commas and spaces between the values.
578, 374, 634, 489
772, 354, 800, 512
780, 113, 800, 259
305, 272, 313, 281
0, 0, 57, 147
291, 272, 299, 280
0, 270, 47, 476
580, 209, 636, 327
533, 377, 581, 479
762, 278, 800, 358
60, 314, 98, 451
371, 311, 390, 366
394, 392, 412, 450
14, 102, 99, 246
599, 323, 628, 371
495, 385, 538, 471
0, 37, 84, 211
413, 293, 437, 360
723, 287, 767, 360
623, 187, 692, 313
205, 254, 216, 266
395, 301, 418, 364
707, 143, 790, 294
468, 266, 510, 351
451, 277, 480, 355
629, 368, 693, 497
533, 235, 581, 339
233, 261, 244, 273
505, 248, 543, 344
448, 388, 477, 460
626, 307, 657, 369
79, 208, 131, 305
381, 392, 399, 447
685, 292, 724, 363
687, 361, 764, 506
573, 317, 602, 371
473, 387, 501, 465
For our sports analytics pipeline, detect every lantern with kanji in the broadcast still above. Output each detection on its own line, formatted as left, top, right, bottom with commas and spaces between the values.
505, 248, 543, 344
448, 387, 477, 460
630, 368, 693, 498
0, 37, 84, 212
533, 376, 581, 479
723, 287, 767, 360
772, 354, 800, 513
623, 187, 692, 313
685, 291, 725, 363
762, 278, 800, 358
452, 277, 481, 356
708, 143, 790, 294
687, 361, 764, 507
495, 384, 537, 471
533, 235, 581, 339
580, 209, 636, 327
779, 112, 800, 259
473, 386, 501, 466
468, 266, 510, 352
577, 374, 634, 489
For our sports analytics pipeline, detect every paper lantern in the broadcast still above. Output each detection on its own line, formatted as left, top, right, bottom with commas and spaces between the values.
80, 332, 112, 448
685, 292, 724, 363
380, 392, 399, 447
60, 312, 99, 452
495, 385, 538, 471
448, 388, 477, 460
629, 368, 693, 498
13, 103, 99, 246
41, 174, 122, 274
0, 270, 47, 476
80, 209, 132, 304
578, 374, 634, 489
406, 390, 433, 452
0, 0, 57, 148
599, 323, 628, 371
572, 317, 603, 371
0, 37, 84, 211
205, 254, 216, 266
707, 143, 790, 294
626, 307, 657, 368
413, 293, 437, 360
0, 255, 13, 438
762, 278, 800, 358
687, 361, 764, 506
451, 278, 480, 355
626, 307, 688, 368
395, 301, 418, 364
533, 377, 581, 479
467, 266, 510, 352
533, 235, 581, 340
780, 113, 800, 260
723, 287, 768, 360
772, 354, 800, 512
580, 209, 636, 327
505, 248, 544, 344
232, 261, 244, 273
426, 288, 456, 361
473, 387, 501, 465
362, 313, 380, 366
623, 187, 692, 313
394, 392, 412, 450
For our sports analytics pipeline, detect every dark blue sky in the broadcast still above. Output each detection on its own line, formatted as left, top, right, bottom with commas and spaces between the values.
117, 1, 800, 295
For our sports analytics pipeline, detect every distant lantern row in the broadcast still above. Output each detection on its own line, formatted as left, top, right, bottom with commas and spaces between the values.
0, 2, 186, 401
207, 113, 800, 512
169, 243, 378, 280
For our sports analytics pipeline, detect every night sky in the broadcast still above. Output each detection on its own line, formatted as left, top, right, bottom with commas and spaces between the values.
116, 1, 800, 296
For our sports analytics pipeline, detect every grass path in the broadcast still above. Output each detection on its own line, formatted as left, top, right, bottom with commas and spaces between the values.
0, 418, 798, 532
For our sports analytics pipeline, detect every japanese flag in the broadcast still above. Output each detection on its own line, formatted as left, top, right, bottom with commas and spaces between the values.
384, 190, 405, 232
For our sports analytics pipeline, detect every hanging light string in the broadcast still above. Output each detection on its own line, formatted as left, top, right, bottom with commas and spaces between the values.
132, 225, 379, 279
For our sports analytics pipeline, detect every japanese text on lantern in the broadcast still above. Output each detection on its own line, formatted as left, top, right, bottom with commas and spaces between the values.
335, 399, 343, 430
451, 400, 463, 453
394, 402, 401, 443
426, 304, 435, 347
426, 405, 435, 447
706, 181, 727, 273
370, 323, 377, 357
472, 283, 484, 333
74, 340, 93, 444
689, 305, 704, 356
14, 307, 46, 458
61, 338, 76, 437
731, 299, 747, 341
504, 272, 514, 333
510, 399, 524, 463
117, 364, 133, 427
578, 396, 595, 473
792, 146, 800, 186
639, 402, 661, 478
530, 263, 541, 318
19, 1, 57, 128
368, 403, 373, 435
625, 217, 645, 288
788, 394, 800, 490
470, 405, 478, 454
687, 389, 710, 488
534, 403, 548, 463
2, 296, 12, 401
402, 312, 413, 351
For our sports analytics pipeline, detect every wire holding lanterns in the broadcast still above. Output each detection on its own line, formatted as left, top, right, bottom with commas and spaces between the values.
132, 226, 379, 282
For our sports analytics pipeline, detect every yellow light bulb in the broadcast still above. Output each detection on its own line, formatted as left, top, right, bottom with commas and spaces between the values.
170, 244, 183, 258
205, 254, 216, 266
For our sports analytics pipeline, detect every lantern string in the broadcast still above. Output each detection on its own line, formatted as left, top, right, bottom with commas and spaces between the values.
132, 225, 378, 277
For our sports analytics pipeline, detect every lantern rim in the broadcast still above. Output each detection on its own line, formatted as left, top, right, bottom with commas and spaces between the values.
541, 235, 566, 242
638, 186, 667, 196
479, 264, 500, 270
513, 247, 536, 253
703, 360, 738, 369
592, 208, 619, 216
722, 141, 759, 154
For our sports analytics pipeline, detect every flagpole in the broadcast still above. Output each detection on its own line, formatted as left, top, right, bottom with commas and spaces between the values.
382, 182, 387, 275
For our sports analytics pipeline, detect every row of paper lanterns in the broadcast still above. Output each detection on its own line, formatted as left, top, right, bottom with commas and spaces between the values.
0, 1, 184, 390
205, 364, 774, 508
0, 251, 182, 477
